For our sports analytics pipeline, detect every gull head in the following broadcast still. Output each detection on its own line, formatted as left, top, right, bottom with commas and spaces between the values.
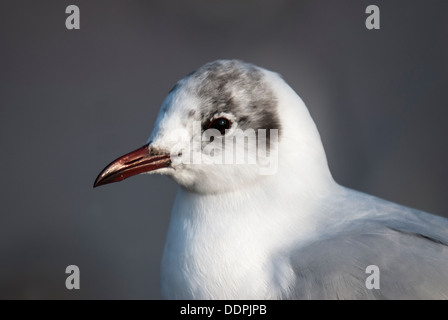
94, 60, 332, 194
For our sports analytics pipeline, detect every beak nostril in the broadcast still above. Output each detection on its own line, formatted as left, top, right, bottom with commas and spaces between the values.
124, 157, 143, 165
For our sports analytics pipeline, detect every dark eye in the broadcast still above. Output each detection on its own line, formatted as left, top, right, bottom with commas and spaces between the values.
208, 117, 231, 135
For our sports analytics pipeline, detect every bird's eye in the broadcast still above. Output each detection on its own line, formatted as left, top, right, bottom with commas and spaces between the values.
208, 117, 231, 135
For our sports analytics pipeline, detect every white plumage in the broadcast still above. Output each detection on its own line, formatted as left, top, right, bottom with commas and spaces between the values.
95, 60, 448, 299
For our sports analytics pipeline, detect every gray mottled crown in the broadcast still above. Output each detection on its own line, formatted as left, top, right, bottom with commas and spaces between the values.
173, 60, 281, 142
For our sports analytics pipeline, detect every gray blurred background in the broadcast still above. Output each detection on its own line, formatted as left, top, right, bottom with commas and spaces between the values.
0, 0, 447, 299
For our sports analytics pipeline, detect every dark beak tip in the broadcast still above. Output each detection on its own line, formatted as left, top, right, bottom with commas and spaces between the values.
93, 175, 105, 188
93, 169, 118, 188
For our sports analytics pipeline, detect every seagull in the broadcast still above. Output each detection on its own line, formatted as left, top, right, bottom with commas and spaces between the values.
94, 60, 448, 299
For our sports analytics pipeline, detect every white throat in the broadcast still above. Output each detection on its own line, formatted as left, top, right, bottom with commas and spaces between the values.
161, 172, 335, 299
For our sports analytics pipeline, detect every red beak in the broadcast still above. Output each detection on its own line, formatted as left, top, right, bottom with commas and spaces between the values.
93, 143, 171, 188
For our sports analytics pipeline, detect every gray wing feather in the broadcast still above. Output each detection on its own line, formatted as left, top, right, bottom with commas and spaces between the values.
285, 191, 448, 299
